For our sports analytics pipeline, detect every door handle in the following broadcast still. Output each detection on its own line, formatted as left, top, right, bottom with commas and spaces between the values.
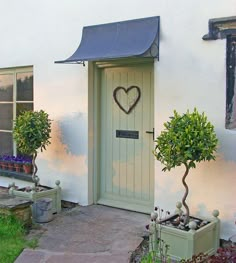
146, 128, 155, 141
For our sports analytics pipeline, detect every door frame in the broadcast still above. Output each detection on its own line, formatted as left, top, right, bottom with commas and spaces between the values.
88, 58, 155, 205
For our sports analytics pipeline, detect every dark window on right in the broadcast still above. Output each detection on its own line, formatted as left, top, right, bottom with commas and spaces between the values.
226, 36, 236, 129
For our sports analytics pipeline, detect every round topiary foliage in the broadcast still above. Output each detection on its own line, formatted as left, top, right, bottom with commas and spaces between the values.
13, 110, 52, 184
153, 108, 218, 224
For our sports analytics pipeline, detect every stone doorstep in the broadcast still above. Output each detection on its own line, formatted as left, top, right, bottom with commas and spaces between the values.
0, 194, 32, 208
0, 194, 32, 226
0, 186, 8, 194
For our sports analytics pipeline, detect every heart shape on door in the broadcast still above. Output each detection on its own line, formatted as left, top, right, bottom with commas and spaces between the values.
113, 86, 141, 114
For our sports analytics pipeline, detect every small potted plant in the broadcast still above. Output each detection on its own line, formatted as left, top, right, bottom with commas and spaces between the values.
9, 110, 61, 213
13, 156, 24, 173
0, 155, 6, 170
22, 161, 32, 174
2, 155, 15, 171
0, 156, 3, 169
0, 155, 7, 170
152, 108, 220, 260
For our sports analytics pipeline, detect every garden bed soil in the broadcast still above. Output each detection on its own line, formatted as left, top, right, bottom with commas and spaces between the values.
129, 236, 149, 263
129, 236, 236, 263
17, 185, 52, 192
0, 186, 8, 194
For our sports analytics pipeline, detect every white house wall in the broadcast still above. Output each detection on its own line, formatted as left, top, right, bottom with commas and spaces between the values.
0, 0, 235, 239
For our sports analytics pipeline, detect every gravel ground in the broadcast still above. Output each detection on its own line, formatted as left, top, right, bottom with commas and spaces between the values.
129, 236, 149, 263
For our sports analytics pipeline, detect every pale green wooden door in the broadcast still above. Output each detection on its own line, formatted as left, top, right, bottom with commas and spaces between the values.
98, 64, 154, 213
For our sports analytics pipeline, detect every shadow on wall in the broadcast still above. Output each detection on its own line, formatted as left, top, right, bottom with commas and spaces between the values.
218, 131, 236, 162
39, 112, 88, 176
197, 201, 235, 239
58, 112, 88, 156
195, 203, 212, 218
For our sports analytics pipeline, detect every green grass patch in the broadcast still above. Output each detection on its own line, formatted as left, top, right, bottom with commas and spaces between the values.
0, 214, 38, 263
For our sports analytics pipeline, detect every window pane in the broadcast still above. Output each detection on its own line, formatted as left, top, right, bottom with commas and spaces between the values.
0, 74, 13, 102
16, 103, 33, 117
0, 132, 13, 156
0, 104, 13, 130
16, 72, 33, 101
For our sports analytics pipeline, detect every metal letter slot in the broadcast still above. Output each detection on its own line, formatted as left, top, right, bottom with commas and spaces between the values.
116, 130, 139, 139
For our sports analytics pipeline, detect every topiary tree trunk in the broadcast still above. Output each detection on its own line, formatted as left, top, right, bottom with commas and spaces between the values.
182, 163, 190, 224
32, 152, 39, 186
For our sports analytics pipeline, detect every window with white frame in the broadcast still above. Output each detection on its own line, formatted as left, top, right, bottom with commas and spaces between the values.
0, 66, 33, 156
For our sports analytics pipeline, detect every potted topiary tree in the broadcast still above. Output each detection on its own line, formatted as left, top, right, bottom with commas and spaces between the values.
151, 108, 220, 260
9, 110, 61, 213
12, 110, 51, 185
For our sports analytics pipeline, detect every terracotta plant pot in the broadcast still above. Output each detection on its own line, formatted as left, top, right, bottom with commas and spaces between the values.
1, 163, 8, 170
0, 161, 5, 169
23, 164, 33, 174
8, 162, 15, 171
14, 163, 22, 173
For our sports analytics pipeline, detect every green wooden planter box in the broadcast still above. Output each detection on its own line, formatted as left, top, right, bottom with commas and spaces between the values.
157, 211, 220, 261
9, 180, 61, 214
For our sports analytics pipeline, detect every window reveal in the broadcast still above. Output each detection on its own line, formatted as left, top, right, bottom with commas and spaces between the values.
226, 36, 236, 129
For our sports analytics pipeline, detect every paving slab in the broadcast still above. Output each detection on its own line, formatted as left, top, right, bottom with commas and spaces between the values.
15, 205, 149, 263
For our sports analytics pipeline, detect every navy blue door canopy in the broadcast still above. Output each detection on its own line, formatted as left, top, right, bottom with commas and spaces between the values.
55, 16, 160, 64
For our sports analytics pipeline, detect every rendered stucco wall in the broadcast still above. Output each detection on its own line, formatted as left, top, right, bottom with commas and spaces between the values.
0, 0, 235, 238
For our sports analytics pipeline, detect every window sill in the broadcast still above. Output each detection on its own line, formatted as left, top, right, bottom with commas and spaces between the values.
0, 169, 33, 182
